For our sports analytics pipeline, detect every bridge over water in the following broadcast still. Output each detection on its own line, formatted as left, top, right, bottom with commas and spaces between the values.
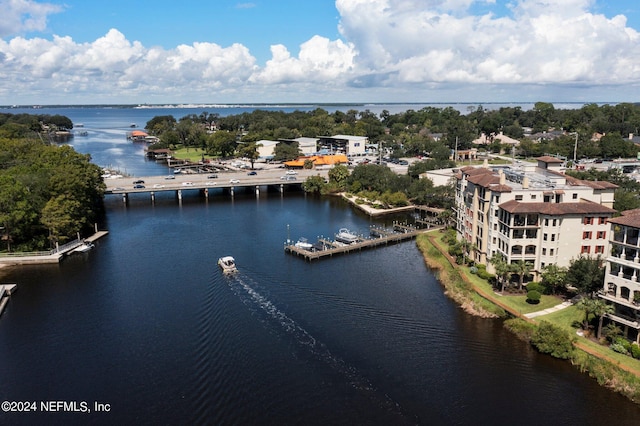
104, 168, 329, 202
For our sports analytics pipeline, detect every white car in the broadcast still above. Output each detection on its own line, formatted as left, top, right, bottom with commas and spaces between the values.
153, 184, 165, 188
285, 170, 298, 175
206, 181, 217, 186
229, 179, 240, 184
182, 181, 194, 186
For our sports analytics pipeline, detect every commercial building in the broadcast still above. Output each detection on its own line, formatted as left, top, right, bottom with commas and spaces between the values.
455, 156, 617, 279
317, 135, 368, 156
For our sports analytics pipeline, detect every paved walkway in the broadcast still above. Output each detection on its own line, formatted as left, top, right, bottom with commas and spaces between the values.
524, 301, 573, 318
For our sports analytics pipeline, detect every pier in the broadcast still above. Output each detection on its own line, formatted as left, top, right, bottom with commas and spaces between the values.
284, 224, 424, 261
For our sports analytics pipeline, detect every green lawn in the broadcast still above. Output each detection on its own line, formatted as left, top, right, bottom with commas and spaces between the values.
171, 147, 215, 163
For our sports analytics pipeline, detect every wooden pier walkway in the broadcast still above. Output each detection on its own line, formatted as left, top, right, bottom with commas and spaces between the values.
284, 225, 423, 261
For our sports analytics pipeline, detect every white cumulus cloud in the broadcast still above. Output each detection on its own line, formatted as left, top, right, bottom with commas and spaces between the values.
1, 0, 640, 103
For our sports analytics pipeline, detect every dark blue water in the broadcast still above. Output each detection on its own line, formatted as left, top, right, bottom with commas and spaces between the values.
0, 107, 639, 425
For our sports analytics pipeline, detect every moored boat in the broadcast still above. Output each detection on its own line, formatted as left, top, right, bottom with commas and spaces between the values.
294, 237, 313, 250
335, 228, 359, 244
218, 256, 237, 273
72, 241, 95, 253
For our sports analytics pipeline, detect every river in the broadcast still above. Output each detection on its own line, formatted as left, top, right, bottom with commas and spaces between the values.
0, 105, 639, 425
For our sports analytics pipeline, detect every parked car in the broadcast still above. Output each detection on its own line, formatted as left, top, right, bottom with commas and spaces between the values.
133, 179, 145, 184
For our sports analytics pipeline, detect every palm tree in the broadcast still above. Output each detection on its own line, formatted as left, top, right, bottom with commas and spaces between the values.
576, 297, 598, 331
512, 260, 533, 291
490, 254, 512, 293
592, 299, 615, 339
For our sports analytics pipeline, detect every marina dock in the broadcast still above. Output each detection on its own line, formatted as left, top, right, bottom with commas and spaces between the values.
285, 224, 424, 261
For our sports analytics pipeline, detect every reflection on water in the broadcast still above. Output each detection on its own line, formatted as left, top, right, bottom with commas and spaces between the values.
0, 107, 639, 425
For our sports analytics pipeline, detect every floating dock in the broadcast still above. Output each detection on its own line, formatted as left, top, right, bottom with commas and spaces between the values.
285, 224, 422, 261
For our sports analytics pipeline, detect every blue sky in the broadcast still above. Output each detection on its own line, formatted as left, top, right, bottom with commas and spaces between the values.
1, 0, 640, 104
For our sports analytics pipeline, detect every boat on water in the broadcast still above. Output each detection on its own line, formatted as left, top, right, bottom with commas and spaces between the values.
294, 237, 313, 251
335, 228, 359, 244
72, 241, 95, 253
218, 256, 237, 273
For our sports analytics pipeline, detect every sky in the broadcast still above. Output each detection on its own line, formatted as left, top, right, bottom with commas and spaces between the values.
1, 0, 640, 105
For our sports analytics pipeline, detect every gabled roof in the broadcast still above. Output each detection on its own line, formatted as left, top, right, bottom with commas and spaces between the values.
536, 155, 564, 164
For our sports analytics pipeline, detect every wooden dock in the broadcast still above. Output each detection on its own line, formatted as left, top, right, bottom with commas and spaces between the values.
284, 225, 422, 261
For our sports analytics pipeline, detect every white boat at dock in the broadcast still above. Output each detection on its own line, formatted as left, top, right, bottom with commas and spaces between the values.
218, 256, 237, 273
72, 241, 95, 253
335, 228, 359, 244
294, 238, 313, 250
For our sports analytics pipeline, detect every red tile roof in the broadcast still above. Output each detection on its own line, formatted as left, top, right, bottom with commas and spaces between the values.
499, 199, 616, 215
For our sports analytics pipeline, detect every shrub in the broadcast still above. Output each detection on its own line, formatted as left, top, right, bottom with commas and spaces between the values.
526, 290, 542, 304
631, 344, 640, 360
611, 342, 629, 355
469, 266, 478, 274
531, 321, 575, 359
526, 282, 546, 294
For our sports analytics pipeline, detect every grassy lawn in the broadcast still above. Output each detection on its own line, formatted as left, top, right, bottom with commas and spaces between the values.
425, 229, 640, 378
171, 147, 215, 163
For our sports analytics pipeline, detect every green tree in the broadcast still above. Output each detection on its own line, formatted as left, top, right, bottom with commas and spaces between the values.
511, 260, 532, 291
207, 131, 237, 157
540, 264, 568, 295
328, 164, 349, 189
273, 142, 301, 162
566, 256, 605, 295
576, 297, 599, 330
238, 142, 260, 169
592, 299, 615, 339
531, 321, 575, 359
302, 175, 326, 194
490, 254, 513, 293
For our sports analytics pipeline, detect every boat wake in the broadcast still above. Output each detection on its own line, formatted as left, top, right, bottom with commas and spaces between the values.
226, 272, 411, 421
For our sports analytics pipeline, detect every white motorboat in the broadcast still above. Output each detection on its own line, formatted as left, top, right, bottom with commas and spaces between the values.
72, 241, 94, 253
218, 256, 237, 273
294, 237, 313, 250
335, 228, 359, 244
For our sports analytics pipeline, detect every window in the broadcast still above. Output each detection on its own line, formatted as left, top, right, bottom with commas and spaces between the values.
583, 231, 592, 239
595, 245, 605, 254
552, 219, 557, 226
551, 234, 556, 242
531, 194, 537, 200
599, 217, 607, 225
573, 193, 578, 199
550, 249, 555, 256
583, 217, 593, 225
544, 218, 549, 226
597, 231, 606, 239
515, 195, 523, 201
542, 248, 547, 255
543, 233, 548, 241
581, 246, 591, 254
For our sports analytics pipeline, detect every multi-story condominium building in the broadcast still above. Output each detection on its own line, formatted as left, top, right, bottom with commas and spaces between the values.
601, 210, 640, 344
454, 156, 617, 279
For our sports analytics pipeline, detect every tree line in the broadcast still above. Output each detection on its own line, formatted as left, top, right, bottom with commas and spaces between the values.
144, 102, 640, 162
0, 114, 104, 252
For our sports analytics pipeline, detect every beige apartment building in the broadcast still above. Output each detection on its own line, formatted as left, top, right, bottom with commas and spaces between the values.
454, 156, 617, 279
601, 210, 640, 343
